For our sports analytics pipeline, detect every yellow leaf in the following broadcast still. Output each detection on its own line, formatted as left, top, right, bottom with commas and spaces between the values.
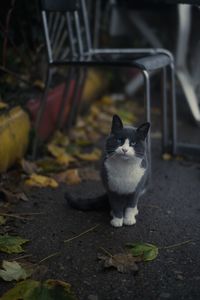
162, 153, 172, 161
47, 144, 65, 157
54, 169, 81, 185
25, 173, 58, 188
0, 101, 8, 109
56, 153, 76, 165
76, 148, 101, 161
47, 144, 75, 165
50, 131, 69, 147
33, 79, 45, 90
99, 95, 113, 105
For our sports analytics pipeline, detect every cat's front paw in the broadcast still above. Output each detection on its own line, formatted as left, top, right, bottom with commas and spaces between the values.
123, 216, 136, 226
110, 217, 123, 227
123, 207, 138, 226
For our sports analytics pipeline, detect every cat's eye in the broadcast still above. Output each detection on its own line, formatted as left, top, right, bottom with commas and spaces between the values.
116, 138, 123, 144
130, 141, 136, 146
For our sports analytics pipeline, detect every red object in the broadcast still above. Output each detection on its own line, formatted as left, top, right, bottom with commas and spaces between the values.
26, 80, 76, 140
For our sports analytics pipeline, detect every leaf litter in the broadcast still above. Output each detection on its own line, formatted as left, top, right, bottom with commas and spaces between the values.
0, 279, 77, 300
0, 234, 29, 254
0, 260, 32, 282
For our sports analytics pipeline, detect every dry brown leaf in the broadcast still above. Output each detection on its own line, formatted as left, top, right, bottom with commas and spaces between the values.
54, 169, 81, 185
25, 173, 58, 188
0, 189, 27, 203
21, 159, 38, 175
98, 252, 140, 273
75, 148, 101, 161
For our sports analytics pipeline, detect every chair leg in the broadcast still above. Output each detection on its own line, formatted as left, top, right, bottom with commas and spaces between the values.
142, 69, 151, 179
71, 67, 87, 126
66, 68, 86, 129
56, 66, 74, 130
162, 67, 169, 153
32, 68, 52, 159
170, 62, 177, 155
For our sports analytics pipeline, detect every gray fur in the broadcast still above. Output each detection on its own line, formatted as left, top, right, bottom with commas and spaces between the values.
66, 114, 150, 227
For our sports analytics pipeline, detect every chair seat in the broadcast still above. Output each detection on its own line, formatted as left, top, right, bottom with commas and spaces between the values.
51, 53, 171, 72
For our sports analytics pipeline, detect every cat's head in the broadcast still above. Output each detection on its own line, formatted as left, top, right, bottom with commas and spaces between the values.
105, 115, 150, 160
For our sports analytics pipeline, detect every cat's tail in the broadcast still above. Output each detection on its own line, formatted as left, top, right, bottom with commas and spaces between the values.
65, 192, 109, 211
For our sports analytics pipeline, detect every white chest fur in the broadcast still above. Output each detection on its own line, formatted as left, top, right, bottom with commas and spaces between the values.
105, 157, 145, 194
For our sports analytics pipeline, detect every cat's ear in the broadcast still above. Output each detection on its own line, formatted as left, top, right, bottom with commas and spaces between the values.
136, 122, 150, 140
111, 115, 123, 133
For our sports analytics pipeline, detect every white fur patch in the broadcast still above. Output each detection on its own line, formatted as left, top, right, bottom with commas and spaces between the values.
105, 153, 145, 194
116, 138, 135, 158
110, 217, 123, 227
123, 207, 138, 226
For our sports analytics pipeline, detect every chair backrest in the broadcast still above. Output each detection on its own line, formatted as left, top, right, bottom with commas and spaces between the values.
40, 0, 92, 63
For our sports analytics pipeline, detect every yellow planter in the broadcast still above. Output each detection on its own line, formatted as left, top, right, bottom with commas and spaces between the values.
0, 106, 30, 173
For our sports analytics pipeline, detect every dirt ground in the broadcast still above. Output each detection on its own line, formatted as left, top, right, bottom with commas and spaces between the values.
0, 136, 200, 300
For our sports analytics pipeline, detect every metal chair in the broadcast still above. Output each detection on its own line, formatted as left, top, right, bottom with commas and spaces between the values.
33, 0, 177, 169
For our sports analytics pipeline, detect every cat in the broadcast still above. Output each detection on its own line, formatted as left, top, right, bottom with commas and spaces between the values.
66, 114, 150, 227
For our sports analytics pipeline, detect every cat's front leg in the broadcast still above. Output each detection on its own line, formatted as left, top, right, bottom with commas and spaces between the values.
110, 216, 123, 227
109, 195, 124, 227
123, 206, 138, 226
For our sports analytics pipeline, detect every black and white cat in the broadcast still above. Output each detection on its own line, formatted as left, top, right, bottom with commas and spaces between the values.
67, 115, 150, 227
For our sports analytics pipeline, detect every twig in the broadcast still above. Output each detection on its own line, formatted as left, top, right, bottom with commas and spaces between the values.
160, 240, 193, 250
38, 251, 60, 264
64, 224, 99, 243
0, 65, 32, 86
12, 254, 32, 261
2, 0, 16, 66
0, 212, 43, 220
99, 247, 113, 258
0, 213, 30, 220
12, 212, 44, 216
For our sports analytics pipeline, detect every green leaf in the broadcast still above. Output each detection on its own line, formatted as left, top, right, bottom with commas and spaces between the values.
0, 261, 30, 281
0, 279, 77, 300
0, 234, 29, 254
0, 216, 6, 225
127, 242, 158, 262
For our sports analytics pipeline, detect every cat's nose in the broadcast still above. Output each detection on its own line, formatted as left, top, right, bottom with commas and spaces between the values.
122, 148, 128, 153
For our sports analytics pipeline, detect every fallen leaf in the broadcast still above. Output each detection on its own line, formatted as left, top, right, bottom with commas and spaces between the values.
56, 153, 76, 166
98, 252, 140, 273
0, 234, 29, 254
36, 158, 64, 174
79, 167, 100, 181
75, 148, 101, 161
54, 169, 81, 185
33, 79, 45, 90
50, 131, 70, 147
21, 159, 38, 175
0, 188, 27, 204
25, 173, 58, 188
162, 153, 172, 161
0, 260, 31, 281
47, 144, 75, 165
0, 101, 8, 110
0, 216, 6, 225
117, 109, 137, 124
47, 143, 65, 157
127, 242, 159, 262
0, 279, 77, 300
